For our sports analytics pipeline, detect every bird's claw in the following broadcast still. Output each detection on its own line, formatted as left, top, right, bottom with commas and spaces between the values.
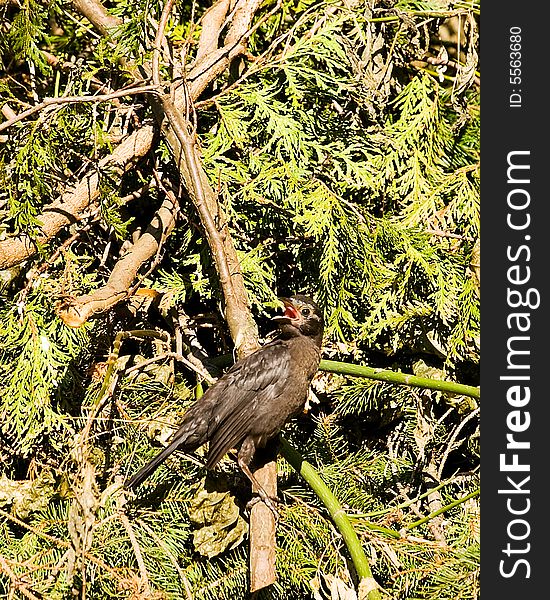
246, 494, 281, 520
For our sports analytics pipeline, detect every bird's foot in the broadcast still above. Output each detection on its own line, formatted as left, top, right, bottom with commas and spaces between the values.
246, 493, 281, 520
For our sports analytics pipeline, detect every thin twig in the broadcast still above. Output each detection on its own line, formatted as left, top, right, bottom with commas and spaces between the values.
0, 554, 42, 600
406, 489, 480, 531
0, 508, 125, 583
18, 212, 98, 304
119, 513, 151, 595
152, 0, 176, 86
0, 85, 159, 133
123, 350, 216, 384
437, 407, 480, 480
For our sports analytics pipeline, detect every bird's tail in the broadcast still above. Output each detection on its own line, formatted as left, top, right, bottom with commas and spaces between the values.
124, 425, 202, 490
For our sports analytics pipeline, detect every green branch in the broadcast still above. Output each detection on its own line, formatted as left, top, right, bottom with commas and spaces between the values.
407, 488, 480, 531
279, 437, 382, 600
350, 487, 481, 540
319, 359, 480, 399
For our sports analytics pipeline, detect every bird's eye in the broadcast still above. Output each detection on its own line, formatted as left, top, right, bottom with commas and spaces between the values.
301, 308, 311, 316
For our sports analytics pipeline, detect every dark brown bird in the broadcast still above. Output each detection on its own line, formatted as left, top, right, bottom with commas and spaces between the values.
124, 295, 324, 503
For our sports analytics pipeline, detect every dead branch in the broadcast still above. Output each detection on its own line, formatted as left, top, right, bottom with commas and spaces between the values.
56, 194, 178, 327
156, 94, 260, 358
71, 0, 121, 37
119, 513, 151, 595
0, 85, 158, 133
0, 124, 155, 270
145, 40, 272, 589
123, 351, 216, 384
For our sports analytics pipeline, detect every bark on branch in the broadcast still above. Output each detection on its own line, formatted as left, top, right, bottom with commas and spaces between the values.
150, 2, 275, 590
57, 194, 177, 327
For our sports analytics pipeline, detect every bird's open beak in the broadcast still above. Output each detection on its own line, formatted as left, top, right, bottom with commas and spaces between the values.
272, 297, 299, 324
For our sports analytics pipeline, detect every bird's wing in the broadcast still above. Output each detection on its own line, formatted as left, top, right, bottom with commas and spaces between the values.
205, 340, 292, 468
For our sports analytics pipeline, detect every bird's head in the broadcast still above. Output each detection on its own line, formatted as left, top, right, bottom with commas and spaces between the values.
272, 294, 324, 346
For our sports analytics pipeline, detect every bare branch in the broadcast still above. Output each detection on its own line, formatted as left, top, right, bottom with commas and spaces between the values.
56, 194, 178, 327
184, 0, 264, 101
123, 351, 216, 384
0, 85, 159, 133
71, 0, 122, 37
195, 0, 231, 64
152, 0, 177, 86
0, 125, 155, 270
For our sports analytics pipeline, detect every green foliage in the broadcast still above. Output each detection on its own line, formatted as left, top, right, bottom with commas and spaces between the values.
201, 24, 479, 365
0, 295, 89, 454
5, 0, 52, 75
0, 0, 479, 598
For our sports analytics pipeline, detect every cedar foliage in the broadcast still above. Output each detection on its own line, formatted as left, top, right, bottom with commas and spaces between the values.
0, 1, 479, 599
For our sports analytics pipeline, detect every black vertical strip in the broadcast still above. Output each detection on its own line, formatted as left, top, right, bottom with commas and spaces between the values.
483, 6, 549, 596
